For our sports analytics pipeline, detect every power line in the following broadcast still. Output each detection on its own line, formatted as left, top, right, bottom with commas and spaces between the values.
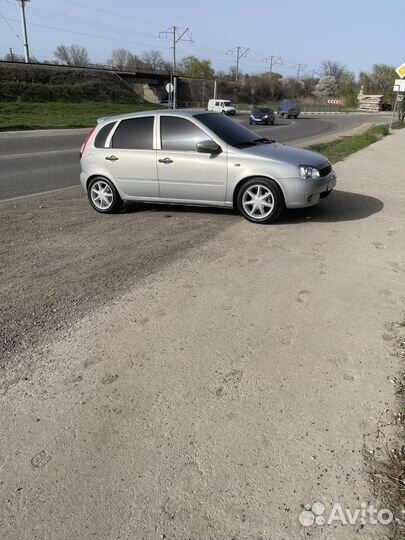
262, 55, 283, 81
0, 9, 23, 42
4, 16, 174, 53
226, 46, 249, 81
292, 63, 307, 79
159, 26, 193, 74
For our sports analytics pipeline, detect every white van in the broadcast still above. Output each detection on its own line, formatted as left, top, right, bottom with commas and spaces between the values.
207, 99, 236, 115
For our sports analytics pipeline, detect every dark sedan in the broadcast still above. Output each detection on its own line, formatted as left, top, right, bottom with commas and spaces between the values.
249, 107, 275, 125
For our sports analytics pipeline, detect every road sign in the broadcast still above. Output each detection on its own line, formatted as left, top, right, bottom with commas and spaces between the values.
397, 94, 404, 102
393, 79, 405, 92
327, 99, 342, 105
165, 83, 174, 93
396, 63, 405, 79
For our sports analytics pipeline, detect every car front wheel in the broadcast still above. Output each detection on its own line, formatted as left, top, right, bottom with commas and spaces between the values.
237, 178, 284, 224
88, 177, 122, 213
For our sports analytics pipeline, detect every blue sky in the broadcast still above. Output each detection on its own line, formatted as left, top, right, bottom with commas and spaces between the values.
0, 0, 404, 77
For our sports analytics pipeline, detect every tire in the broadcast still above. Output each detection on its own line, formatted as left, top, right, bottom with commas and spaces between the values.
271, 119, 275, 125
87, 176, 123, 214
236, 177, 284, 224
249, 120, 253, 125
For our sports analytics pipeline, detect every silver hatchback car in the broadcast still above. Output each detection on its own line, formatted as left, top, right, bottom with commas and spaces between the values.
80, 109, 336, 224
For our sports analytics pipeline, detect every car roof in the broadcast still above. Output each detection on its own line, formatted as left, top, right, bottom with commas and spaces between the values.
98, 108, 208, 124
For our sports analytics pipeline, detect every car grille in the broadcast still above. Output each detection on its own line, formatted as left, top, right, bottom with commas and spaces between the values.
319, 163, 332, 177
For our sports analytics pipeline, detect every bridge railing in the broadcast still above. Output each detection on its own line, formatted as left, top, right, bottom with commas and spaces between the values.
0, 59, 172, 77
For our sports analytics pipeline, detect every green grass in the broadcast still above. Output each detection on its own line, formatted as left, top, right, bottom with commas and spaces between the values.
0, 101, 160, 130
308, 124, 390, 163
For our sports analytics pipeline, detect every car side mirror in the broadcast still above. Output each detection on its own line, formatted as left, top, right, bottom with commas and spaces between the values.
196, 140, 222, 154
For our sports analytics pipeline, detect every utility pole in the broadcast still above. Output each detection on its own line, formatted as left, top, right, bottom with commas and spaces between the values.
16, 0, 30, 63
227, 46, 249, 81
262, 55, 283, 81
292, 63, 307, 80
159, 25, 193, 109
9, 48, 15, 62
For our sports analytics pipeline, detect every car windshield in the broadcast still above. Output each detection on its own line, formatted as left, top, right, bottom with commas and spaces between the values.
195, 113, 274, 148
223, 101, 233, 106
253, 108, 271, 113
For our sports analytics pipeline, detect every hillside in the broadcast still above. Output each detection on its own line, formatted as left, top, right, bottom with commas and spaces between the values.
0, 62, 142, 103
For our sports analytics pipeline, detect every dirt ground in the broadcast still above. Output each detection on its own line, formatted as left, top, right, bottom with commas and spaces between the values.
0, 130, 404, 539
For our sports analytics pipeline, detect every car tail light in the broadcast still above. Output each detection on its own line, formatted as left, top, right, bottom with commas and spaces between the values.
80, 127, 96, 159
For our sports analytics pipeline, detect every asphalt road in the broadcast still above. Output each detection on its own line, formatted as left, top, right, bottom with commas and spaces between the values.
0, 112, 391, 201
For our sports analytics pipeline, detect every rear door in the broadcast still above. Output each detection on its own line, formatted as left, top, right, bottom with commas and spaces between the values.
157, 116, 227, 203
102, 116, 159, 199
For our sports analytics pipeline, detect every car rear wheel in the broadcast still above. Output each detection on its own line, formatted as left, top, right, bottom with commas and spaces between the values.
88, 177, 122, 213
237, 178, 284, 224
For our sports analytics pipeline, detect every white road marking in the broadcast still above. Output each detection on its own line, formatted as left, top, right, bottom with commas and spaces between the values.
0, 185, 80, 204
0, 149, 77, 160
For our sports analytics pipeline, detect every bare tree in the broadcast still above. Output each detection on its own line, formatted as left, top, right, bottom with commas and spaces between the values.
107, 48, 148, 71
3, 52, 25, 62
141, 50, 169, 71
320, 60, 345, 83
54, 44, 89, 67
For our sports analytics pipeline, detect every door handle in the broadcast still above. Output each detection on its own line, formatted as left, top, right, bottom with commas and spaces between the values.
158, 157, 173, 164
105, 155, 119, 161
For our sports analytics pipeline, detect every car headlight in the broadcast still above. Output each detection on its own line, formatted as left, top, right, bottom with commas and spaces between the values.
299, 165, 320, 179
263, 115, 268, 119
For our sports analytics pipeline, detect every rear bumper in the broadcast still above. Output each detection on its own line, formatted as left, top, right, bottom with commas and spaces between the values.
283, 171, 337, 208
80, 171, 88, 192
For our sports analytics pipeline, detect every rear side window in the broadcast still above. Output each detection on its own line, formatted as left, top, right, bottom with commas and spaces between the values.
161, 117, 209, 152
94, 122, 116, 148
112, 117, 154, 149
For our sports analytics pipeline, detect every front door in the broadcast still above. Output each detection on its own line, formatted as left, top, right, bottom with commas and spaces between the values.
103, 116, 159, 199
157, 116, 227, 203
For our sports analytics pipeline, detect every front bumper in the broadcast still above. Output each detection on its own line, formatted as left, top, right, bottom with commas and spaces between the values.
282, 171, 337, 208
250, 117, 271, 124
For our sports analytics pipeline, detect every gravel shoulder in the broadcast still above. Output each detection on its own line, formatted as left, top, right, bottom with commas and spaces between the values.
0, 130, 404, 539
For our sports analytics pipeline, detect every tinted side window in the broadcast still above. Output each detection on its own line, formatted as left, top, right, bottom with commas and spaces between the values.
94, 122, 116, 148
112, 117, 154, 149
161, 117, 209, 152
195, 112, 257, 147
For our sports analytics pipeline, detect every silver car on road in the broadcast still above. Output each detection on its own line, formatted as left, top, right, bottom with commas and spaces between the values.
80, 109, 336, 224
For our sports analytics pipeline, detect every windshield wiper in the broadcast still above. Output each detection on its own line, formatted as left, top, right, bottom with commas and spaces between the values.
253, 137, 275, 144
233, 141, 258, 148
234, 138, 276, 148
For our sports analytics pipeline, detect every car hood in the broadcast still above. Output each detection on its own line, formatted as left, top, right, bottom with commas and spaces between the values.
238, 142, 328, 167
